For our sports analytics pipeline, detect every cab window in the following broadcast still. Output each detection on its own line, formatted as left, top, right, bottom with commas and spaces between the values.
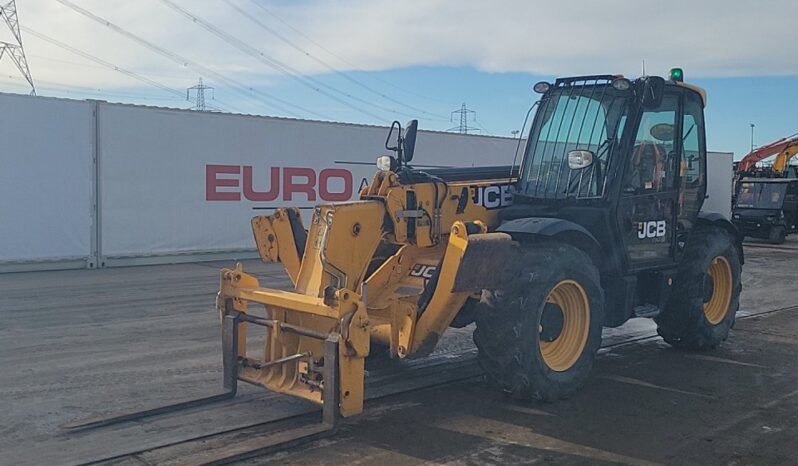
679, 93, 706, 221
625, 94, 678, 192
682, 99, 704, 185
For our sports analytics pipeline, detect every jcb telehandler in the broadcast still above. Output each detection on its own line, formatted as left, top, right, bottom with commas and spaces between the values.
68, 70, 743, 454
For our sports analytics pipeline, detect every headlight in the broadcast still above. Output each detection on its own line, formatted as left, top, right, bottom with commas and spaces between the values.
567, 150, 594, 170
533, 81, 551, 93
733, 214, 740, 219
376, 155, 397, 172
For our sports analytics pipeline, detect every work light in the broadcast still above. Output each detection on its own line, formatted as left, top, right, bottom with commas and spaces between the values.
533, 81, 551, 94
376, 155, 397, 172
612, 78, 631, 91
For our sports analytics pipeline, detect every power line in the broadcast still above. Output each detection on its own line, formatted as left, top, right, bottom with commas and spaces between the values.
53, 0, 332, 120
28, 53, 197, 80
472, 119, 492, 136
0, 0, 35, 94
246, 0, 458, 108
222, 0, 448, 122
23, 27, 237, 112
29, 53, 124, 71
157, 0, 392, 122
0, 74, 185, 101
23, 28, 182, 100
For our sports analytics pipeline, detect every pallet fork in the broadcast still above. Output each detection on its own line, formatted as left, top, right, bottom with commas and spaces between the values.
63, 304, 341, 460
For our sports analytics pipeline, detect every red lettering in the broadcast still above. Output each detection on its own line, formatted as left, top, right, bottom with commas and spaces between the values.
283, 167, 316, 202
243, 166, 279, 202
206, 165, 356, 203
319, 168, 353, 201
206, 164, 240, 201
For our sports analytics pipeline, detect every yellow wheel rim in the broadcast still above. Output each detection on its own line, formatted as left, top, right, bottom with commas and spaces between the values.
539, 280, 590, 372
704, 256, 733, 325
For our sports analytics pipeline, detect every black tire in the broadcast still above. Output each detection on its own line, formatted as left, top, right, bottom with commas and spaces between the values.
473, 243, 604, 402
769, 226, 786, 245
656, 227, 742, 350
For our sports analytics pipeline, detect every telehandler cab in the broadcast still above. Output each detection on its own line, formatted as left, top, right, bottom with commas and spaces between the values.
67, 70, 743, 455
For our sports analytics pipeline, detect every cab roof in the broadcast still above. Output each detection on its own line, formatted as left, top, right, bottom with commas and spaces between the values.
675, 82, 707, 107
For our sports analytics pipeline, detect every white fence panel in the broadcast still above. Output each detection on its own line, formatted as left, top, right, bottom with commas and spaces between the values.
0, 94, 738, 270
704, 151, 734, 219
0, 94, 94, 268
98, 104, 519, 260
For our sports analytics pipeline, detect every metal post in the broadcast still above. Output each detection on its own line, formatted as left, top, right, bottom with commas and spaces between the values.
222, 313, 239, 395
321, 334, 340, 428
89, 100, 102, 269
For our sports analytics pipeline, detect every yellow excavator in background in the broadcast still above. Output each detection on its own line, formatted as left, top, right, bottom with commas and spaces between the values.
772, 140, 798, 174
736, 134, 798, 176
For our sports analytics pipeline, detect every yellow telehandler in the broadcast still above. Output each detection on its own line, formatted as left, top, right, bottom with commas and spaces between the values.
68, 70, 743, 456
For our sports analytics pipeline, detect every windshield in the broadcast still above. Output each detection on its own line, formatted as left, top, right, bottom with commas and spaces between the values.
736, 182, 786, 209
519, 81, 631, 199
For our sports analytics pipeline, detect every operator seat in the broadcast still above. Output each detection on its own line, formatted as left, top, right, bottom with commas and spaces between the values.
630, 142, 666, 191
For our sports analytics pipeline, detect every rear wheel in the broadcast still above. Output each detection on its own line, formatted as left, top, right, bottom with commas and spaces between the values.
656, 227, 741, 350
769, 226, 786, 244
473, 243, 604, 402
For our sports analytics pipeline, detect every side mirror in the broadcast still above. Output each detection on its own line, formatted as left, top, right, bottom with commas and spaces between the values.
567, 150, 594, 170
640, 76, 665, 108
402, 119, 418, 164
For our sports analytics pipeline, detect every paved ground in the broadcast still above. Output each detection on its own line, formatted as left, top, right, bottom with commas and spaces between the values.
259, 308, 798, 466
0, 238, 797, 465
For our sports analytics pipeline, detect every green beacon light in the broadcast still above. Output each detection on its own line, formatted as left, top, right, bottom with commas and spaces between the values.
670, 67, 684, 82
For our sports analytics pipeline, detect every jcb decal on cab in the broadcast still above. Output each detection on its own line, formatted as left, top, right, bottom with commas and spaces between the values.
637, 220, 667, 239
409, 264, 437, 279
472, 184, 513, 210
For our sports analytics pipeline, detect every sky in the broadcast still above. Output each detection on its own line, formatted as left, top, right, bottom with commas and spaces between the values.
2, 0, 798, 159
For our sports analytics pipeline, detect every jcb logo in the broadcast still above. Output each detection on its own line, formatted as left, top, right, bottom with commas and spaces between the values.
409, 264, 437, 279
638, 220, 667, 239
472, 184, 513, 210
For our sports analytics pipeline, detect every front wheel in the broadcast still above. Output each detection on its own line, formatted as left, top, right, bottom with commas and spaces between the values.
473, 243, 604, 402
656, 227, 742, 350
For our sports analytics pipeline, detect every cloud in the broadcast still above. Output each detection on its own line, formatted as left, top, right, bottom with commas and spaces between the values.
298, 0, 798, 78
8, 0, 798, 96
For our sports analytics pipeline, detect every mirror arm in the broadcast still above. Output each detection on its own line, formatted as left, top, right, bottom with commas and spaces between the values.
385, 120, 401, 151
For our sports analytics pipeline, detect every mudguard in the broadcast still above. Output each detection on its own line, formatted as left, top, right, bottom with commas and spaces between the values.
697, 212, 745, 264
496, 217, 602, 263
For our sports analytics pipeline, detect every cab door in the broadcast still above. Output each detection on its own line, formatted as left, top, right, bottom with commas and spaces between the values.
674, 92, 707, 258
618, 92, 681, 270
